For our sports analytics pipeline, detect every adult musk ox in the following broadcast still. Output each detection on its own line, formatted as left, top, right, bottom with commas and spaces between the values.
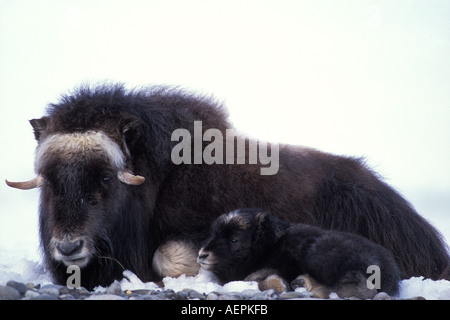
198, 208, 401, 298
6, 84, 449, 289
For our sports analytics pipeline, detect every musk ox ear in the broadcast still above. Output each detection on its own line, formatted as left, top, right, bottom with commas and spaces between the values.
117, 115, 146, 159
29, 117, 49, 141
119, 116, 144, 143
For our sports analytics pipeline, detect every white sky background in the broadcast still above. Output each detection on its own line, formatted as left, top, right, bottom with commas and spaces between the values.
0, 0, 449, 261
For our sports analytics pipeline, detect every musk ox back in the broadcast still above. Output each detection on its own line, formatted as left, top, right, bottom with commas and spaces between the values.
6, 84, 449, 289
198, 209, 401, 298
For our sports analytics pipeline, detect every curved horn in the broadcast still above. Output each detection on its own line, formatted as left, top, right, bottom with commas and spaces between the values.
5, 175, 45, 190
117, 170, 145, 185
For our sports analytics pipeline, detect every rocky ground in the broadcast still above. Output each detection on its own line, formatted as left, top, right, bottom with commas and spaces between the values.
0, 280, 425, 300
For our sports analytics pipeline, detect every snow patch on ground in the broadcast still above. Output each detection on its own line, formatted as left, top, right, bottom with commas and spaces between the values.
93, 268, 260, 295
161, 268, 259, 294
399, 276, 450, 300
0, 249, 52, 286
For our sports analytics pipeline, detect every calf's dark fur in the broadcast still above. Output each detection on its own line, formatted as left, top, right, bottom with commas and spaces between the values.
198, 209, 401, 298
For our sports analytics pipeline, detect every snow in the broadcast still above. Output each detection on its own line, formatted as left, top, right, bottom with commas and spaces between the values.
0, 246, 50, 286
399, 277, 450, 300
0, 257, 51, 287
91, 268, 260, 296
161, 269, 260, 294
117, 270, 161, 292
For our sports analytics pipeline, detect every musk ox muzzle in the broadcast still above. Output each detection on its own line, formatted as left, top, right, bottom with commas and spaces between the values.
51, 235, 91, 268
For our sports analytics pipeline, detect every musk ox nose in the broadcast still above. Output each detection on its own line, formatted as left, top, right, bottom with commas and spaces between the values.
56, 238, 84, 256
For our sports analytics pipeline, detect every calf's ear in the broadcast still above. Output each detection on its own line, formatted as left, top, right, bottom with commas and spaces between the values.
255, 211, 270, 226
254, 211, 286, 244
253, 211, 272, 247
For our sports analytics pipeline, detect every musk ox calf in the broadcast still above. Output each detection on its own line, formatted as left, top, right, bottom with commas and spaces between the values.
198, 209, 401, 298
5, 84, 449, 289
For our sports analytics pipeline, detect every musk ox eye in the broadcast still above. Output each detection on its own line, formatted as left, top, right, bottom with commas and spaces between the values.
102, 176, 111, 184
230, 239, 238, 243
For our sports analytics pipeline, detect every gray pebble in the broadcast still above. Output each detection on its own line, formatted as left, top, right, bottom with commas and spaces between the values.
75, 287, 91, 296
40, 284, 64, 290
106, 281, 123, 295
372, 292, 392, 300
187, 289, 204, 300
409, 296, 426, 300
58, 286, 72, 295
7, 280, 28, 295
176, 290, 189, 300
163, 289, 177, 298
85, 294, 126, 300
280, 291, 309, 299
147, 292, 167, 300
219, 293, 240, 300
240, 289, 261, 299
30, 294, 58, 300
130, 294, 164, 300
206, 292, 219, 300
39, 285, 61, 298
0, 285, 21, 300
250, 289, 279, 300
25, 290, 41, 299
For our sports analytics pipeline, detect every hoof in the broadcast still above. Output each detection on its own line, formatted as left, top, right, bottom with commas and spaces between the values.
291, 274, 331, 299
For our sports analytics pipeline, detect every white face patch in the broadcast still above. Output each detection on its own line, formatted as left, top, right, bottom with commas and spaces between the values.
35, 131, 126, 172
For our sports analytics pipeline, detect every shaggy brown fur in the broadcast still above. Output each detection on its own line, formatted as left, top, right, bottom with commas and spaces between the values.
6, 84, 449, 289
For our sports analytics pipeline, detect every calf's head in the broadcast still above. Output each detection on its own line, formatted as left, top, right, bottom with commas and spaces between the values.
6, 118, 145, 269
197, 209, 275, 282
